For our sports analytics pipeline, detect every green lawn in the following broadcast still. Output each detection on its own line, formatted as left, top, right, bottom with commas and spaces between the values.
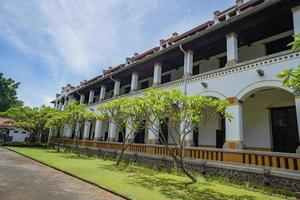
7, 147, 295, 200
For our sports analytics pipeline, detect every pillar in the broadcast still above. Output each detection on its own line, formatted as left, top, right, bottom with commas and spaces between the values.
113, 80, 120, 97
130, 72, 139, 92
49, 129, 53, 139
75, 123, 81, 138
83, 121, 91, 140
55, 101, 59, 110
152, 63, 162, 87
88, 90, 95, 104
226, 32, 238, 66
99, 85, 106, 101
94, 120, 103, 141
126, 127, 135, 143
295, 96, 300, 153
184, 50, 194, 78
80, 94, 85, 104
108, 121, 117, 141
147, 119, 159, 144
65, 125, 72, 138
292, 5, 300, 35
223, 97, 244, 149
180, 119, 194, 146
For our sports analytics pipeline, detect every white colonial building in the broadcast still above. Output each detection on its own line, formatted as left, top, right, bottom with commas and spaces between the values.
51, 0, 300, 157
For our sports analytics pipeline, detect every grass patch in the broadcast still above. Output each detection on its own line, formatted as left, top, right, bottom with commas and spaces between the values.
7, 146, 296, 200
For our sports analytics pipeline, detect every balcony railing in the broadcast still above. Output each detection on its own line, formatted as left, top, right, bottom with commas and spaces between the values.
51, 138, 300, 172
87, 49, 300, 107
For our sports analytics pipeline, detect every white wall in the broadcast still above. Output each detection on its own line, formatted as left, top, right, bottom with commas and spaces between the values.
8, 128, 30, 142
168, 122, 180, 144
243, 89, 295, 149
198, 118, 219, 147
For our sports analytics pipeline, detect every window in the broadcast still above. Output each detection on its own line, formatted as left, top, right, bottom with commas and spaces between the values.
219, 56, 227, 68
193, 65, 200, 75
140, 81, 149, 89
265, 36, 293, 55
14, 130, 18, 133
22, 131, 26, 134
124, 86, 131, 94
161, 74, 171, 84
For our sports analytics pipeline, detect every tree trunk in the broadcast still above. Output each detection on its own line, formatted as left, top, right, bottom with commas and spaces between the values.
57, 138, 61, 152
170, 151, 197, 183
116, 141, 130, 166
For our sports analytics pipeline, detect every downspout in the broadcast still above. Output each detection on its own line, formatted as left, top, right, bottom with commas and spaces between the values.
110, 75, 117, 98
76, 91, 84, 103
179, 44, 187, 95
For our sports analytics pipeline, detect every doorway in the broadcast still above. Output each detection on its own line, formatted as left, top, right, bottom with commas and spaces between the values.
271, 106, 299, 153
216, 117, 225, 148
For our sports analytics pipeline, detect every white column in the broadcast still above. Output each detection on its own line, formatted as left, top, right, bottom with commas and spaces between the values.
80, 94, 85, 104
226, 32, 238, 66
58, 101, 63, 111
292, 6, 300, 35
113, 80, 120, 97
65, 125, 72, 138
75, 123, 81, 138
184, 50, 194, 77
147, 119, 159, 144
108, 121, 117, 141
61, 100, 65, 111
99, 85, 106, 101
88, 90, 95, 104
224, 98, 244, 149
55, 101, 59, 110
180, 119, 194, 146
49, 129, 53, 139
130, 72, 139, 92
295, 96, 300, 153
153, 63, 162, 87
94, 120, 103, 141
83, 121, 91, 140
126, 127, 135, 142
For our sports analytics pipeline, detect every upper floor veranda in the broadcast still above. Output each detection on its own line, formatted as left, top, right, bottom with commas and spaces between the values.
53, 0, 300, 110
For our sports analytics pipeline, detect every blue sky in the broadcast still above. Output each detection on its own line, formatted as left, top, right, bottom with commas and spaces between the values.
0, 0, 234, 107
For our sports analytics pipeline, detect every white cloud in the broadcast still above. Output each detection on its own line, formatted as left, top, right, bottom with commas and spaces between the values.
0, 0, 234, 107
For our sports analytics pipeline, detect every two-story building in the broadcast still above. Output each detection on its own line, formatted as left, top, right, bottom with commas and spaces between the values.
51, 0, 300, 171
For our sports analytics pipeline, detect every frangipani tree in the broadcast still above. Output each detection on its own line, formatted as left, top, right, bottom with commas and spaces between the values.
45, 110, 68, 152
1, 106, 55, 143
277, 33, 300, 92
62, 101, 96, 156
97, 98, 143, 165
129, 88, 230, 182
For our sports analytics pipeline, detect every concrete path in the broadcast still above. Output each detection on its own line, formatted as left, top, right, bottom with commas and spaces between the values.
0, 147, 125, 200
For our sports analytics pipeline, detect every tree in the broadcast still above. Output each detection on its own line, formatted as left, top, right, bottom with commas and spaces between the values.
0, 106, 55, 143
97, 98, 143, 165
277, 33, 300, 92
129, 88, 230, 182
63, 101, 95, 156
45, 110, 67, 152
97, 88, 230, 182
0, 73, 23, 111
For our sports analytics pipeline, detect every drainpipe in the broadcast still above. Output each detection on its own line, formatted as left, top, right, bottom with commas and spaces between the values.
179, 44, 187, 95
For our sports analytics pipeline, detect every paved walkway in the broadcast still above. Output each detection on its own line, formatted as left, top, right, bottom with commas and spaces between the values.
0, 147, 125, 200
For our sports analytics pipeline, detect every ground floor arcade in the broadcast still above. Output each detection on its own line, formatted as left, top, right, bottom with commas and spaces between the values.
56, 86, 300, 154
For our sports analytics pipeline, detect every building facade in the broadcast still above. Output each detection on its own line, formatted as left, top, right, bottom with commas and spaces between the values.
0, 118, 31, 143
51, 0, 300, 157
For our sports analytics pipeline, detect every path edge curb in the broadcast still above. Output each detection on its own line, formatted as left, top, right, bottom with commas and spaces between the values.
4, 147, 132, 200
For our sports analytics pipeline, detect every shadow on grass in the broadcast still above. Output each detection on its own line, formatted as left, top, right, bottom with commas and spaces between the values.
98, 163, 256, 200
60, 154, 94, 160
126, 174, 256, 200
43, 150, 94, 160
97, 162, 157, 176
